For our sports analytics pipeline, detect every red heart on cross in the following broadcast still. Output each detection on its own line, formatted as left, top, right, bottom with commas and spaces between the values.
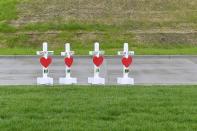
40, 57, 52, 68
64, 57, 73, 67
93, 56, 104, 67
122, 56, 133, 68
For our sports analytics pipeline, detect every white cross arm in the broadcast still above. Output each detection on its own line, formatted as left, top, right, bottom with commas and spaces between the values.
118, 51, 134, 56
89, 51, 105, 55
36, 51, 54, 55
61, 51, 75, 56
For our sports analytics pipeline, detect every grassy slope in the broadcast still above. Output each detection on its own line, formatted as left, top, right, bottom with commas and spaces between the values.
1, 0, 197, 55
0, 85, 196, 131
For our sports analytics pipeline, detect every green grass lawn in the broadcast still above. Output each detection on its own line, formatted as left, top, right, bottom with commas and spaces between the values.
2, 47, 197, 55
0, 85, 196, 131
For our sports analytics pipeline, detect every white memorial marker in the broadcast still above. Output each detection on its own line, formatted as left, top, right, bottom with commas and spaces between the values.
36, 42, 54, 85
88, 42, 105, 85
117, 43, 134, 85
59, 43, 77, 85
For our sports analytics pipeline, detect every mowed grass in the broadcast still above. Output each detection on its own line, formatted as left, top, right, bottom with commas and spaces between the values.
2, 47, 197, 55
0, 85, 196, 131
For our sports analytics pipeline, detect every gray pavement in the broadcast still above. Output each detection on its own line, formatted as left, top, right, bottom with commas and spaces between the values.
0, 56, 197, 85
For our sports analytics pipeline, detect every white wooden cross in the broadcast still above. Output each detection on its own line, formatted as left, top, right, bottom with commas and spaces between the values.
117, 43, 135, 85
88, 42, 105, 85
36, 42, 54, 85
59, 43, 77, 85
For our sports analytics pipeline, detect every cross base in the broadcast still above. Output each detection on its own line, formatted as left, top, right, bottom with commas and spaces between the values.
37, 77, 53, 85
88, 77, 105, 85
117, 77, 134, 85
59, 77, 77, 85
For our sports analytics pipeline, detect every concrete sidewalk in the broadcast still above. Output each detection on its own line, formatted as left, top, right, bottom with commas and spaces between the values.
0, 55, 197, 85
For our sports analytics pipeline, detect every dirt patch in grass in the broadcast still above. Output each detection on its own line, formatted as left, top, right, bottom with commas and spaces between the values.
12, 0, 197, 28
136, 32, 197, 46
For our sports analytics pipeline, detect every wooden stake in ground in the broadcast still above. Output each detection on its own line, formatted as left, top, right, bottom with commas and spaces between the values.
36, 42, 54, 85
117, 43, 134, 85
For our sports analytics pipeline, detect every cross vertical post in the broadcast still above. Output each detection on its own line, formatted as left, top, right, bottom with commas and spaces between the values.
65, 44, 71, 78
94, 42, 100, 78
42, 42, 48, 78
123, 43, 129, 78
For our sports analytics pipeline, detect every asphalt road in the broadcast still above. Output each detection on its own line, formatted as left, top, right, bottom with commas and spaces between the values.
0, 56, 197, 85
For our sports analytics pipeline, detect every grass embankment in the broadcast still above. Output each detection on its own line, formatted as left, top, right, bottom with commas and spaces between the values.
1, 0, 197, 55
0, 85, 196, 130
